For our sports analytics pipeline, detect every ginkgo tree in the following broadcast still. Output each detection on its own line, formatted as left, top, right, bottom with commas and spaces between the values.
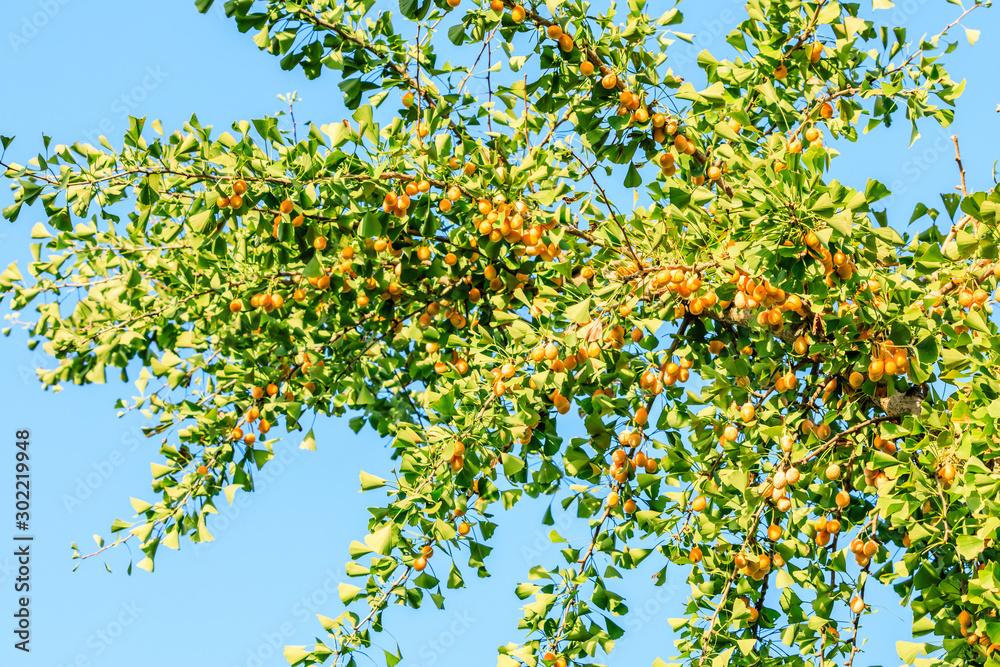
3, 0, 1000, 665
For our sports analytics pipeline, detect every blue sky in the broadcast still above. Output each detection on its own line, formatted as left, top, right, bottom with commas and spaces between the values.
0, 1, 997, 667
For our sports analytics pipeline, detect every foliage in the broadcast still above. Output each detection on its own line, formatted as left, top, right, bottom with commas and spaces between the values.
2, 0, 1000, 665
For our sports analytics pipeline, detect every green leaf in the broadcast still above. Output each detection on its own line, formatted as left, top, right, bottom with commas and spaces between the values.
301, 256, 323, 279
359, 471, 387, 490
129, 498, 152, 513
359, 212, 381, 238
364, 524, 395, 556
896, 641, 933, 664
110, 519, 134, 533
399, 0, 431, 20
502, 452, 525, 477
956, 535, 985, 560
736, 638, 756, 655
150, 463, 174, 479
447, 24, 465, 46
30, 222, 51, 239
624, 163, 642, 188
566, 297, 592, 324
339, 583, 363, 603
300, 428, 317, 451
711, 648, 734, 667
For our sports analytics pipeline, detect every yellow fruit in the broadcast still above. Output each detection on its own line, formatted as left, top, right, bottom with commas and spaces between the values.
809, 41, 823, 64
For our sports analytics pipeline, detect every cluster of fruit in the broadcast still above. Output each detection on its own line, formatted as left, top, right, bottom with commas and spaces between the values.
787, 125, 826, 153
649, 268, 720, 317
959, 609, 1000, 654
605, 447, 659, 510
858, 344, 910, 383
271, 199, 304, 233
638, 357, 693, 394
846, 535, 880, 566
429, 342, 471, 376
956, 284, 992, 310
544, 22, 575, 52
215, 178, 247, 210
724, 271, 804, 323
489, 0, 525, 23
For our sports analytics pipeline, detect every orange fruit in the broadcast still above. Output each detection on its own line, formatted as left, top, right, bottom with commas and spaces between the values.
809, 41, 823, 63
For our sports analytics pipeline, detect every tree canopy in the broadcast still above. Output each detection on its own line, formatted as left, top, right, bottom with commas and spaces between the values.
2, 0, 1000, 665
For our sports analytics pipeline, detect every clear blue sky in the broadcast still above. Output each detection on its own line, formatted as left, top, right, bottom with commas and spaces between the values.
0, 1, 997, 666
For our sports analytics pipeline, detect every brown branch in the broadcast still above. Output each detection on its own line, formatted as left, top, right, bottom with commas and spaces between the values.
792, 415, 896, 468
952, 135, 968, 198
696, 502, 767, 666
294, 10, 438, 111
566, 148, 641, 264
845, 561, 871, 667
784, 0, 832, 58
